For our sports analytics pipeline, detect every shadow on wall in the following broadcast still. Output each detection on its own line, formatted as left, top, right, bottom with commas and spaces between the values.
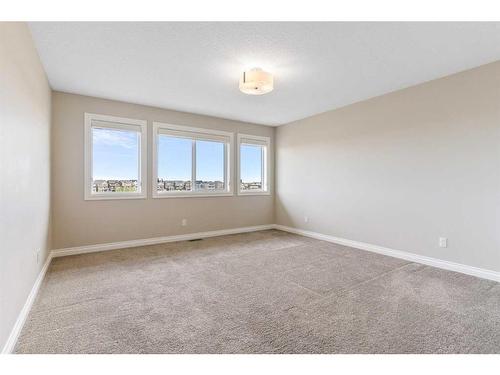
275, 195, 294, 228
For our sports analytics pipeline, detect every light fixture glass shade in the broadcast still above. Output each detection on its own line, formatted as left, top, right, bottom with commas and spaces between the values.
239, 68, 273, 95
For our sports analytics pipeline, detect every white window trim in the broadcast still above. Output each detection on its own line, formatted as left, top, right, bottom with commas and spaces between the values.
152, 122, 234, 198
237, 133, 271, 196
84, 113, 148, 201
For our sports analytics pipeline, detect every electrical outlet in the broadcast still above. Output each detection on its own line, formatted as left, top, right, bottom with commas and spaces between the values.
304, 216, 309, 223
439, 237, 447, 248
181, 218, 188, 227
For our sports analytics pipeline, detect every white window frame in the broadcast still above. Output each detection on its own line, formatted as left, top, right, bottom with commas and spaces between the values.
152, 122, 234, 198
84, 113, 148, 200
237, 133, 271, 196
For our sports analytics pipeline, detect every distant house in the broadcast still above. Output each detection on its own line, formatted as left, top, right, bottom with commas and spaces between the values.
93, 179, 137, 193
93, 180, 108, 192
248, 182, 262, 190
241, 181, 262, 190
157, 179, 191, 192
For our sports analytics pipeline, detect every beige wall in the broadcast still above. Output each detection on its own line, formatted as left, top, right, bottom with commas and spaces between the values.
0, 23, 52, 349
51, 92, 275, 249
4, 23, 500, 351
276, 61, 500, 272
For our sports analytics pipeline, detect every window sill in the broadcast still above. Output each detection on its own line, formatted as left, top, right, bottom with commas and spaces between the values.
85, 194, 147, 201
152, 192, 234, 199
237, 191, 271, 196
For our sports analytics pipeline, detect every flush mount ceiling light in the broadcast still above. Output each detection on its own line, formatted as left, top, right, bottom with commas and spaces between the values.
239, 68, 274, 95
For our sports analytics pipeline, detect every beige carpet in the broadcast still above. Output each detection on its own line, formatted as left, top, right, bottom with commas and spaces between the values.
15, 230, 500, 353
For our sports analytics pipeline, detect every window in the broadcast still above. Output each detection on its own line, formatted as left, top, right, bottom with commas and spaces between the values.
237, 134, 270, 195
84, 113, 147, 200
153, 122, 233, 197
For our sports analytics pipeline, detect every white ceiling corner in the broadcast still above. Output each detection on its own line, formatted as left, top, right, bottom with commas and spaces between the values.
29, 22, 500, 126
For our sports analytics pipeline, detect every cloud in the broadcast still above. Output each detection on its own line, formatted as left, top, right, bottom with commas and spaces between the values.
93, 128, 138, 149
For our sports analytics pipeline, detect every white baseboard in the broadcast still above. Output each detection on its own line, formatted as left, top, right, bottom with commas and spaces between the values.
4, 223, 499, 354
51, 224, 275, 258
2, 224, 275, 354
1, 252, 53, 354
274, 224, 500, 283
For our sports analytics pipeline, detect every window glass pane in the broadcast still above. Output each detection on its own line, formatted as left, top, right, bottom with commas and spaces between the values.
195, 140, 225, 192
240, 144, 263, 191
157, 135, 192, 192
92, 127, 140, 193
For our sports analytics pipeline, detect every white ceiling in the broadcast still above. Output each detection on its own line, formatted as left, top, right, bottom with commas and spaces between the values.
29, 22, 500, 126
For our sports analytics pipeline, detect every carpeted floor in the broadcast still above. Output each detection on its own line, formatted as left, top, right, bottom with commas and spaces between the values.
15, 230, 500, 353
